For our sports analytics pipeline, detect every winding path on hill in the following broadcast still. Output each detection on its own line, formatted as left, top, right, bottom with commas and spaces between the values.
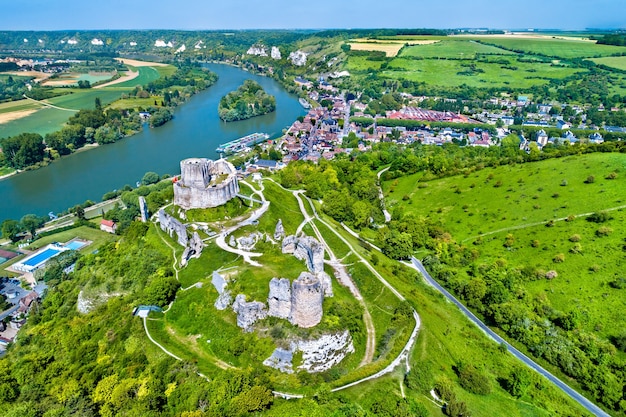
265, 178, 377, 366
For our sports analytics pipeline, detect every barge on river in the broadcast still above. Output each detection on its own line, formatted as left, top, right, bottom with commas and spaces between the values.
216, 132, 270, 154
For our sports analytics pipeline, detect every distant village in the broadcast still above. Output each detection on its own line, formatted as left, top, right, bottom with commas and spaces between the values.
247, 75, 625, 169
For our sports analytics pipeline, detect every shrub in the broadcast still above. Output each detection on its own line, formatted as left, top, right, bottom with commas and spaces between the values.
566, 214, 576, 222
596, 226, 613, 237
569, 234, 581, 242
606, 172, 618, 180
457, 364, 491, 395
560, 179, 568, 186
553, 253, 565, 263
584, 175, 595, 184
609, 278, 626, 289
587, 211, 612, 223
570, 243, 583, 254
531, 239, 540, 248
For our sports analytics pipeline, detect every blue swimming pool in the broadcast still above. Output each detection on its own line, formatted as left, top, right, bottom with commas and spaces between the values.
65, 241, 86, 250
23, 248, 62, 267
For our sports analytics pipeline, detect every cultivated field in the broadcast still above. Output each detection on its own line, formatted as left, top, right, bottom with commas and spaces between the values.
399, 39, 514, 59
382, 57, 584, 88
349, 38, 439, 57
470, 37, 626, 58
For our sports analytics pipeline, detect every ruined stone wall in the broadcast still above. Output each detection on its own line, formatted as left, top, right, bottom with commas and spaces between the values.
232, 294, 268, 332
181, 231, 204, 266
282, 235, 324, 274
268, 278, 291, 320
157, 209, 188, 247
290, 272, 323, 328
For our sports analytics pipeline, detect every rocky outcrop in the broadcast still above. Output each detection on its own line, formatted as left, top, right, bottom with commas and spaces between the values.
247, 44, 267, 56
232, 294, 267, 331
158, 209, 188, 246
237, 233, 258, 250
263, 348, 293, 373
181, 231, 204, 267
263, 331, 355, 374
271, 46, 281, 60
174, 158, 239, 210
211, 271, 232, 310
274, 219, 285, 240
289, 50, 307, 66
268, 278, 291, 320
297, 331, 354, 373
282, 235, 325, 274
229, 235, 236, 247
291, 272, 323, 328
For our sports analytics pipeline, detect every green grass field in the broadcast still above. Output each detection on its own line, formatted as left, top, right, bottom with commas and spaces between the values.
592, 56, 626, 71
383, 57, 584, 88
399, 40, 514, 59
27, 225, 118, 251
474, 38, 626, 58
112, 66, 163, 88
384, 153, 626, 241
0, 106, 77, 138
0, 99, 40, 114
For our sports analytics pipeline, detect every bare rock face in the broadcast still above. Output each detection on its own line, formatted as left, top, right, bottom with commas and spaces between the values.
247, 44, 267, 56
270, 46, 282, 60
282, 235, 325, 274
296, 331, 355, 373
263, 347, 293, 373
274, 219, 285, 240
181, 231, 204, 266
289, 50, 307, 66
290, 272, 323, 328
229, 235, 236, 247
268, 278, 292, 320
158, 209, 188, 246
232, 294, 268, 332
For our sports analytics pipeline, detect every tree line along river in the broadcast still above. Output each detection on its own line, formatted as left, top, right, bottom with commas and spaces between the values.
0, 63, 305, 223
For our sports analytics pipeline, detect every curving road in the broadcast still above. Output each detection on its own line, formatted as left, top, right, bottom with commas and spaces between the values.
409, 257, 608, 417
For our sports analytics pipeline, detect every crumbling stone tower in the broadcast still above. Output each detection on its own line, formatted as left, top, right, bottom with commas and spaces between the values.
290, 272, 323, 328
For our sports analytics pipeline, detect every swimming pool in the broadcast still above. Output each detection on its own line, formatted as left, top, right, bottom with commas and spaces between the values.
23, 248, 62, 267
65, 241, 86, 250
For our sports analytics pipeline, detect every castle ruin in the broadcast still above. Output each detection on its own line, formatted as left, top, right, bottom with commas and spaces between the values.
173, 158, 239, 210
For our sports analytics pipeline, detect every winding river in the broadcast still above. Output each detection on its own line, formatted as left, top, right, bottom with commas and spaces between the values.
0, 63, 305, 223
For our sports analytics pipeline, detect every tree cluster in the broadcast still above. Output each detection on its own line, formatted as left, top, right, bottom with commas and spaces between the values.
218, 80, 276, 122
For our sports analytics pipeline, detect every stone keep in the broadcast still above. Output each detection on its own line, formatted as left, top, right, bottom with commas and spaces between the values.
291, 272, 323, 328
174, 158, 239, 209
268, 278, 291, 320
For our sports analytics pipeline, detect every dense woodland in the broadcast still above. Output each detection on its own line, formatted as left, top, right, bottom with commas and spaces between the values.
218, 80, 275, 122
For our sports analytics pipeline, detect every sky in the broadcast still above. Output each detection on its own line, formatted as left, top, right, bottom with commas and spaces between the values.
2, 0, 625, 31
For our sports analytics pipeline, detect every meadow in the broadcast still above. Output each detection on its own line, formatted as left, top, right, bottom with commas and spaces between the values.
592, 56, 626, 71
383, 153, 626, 241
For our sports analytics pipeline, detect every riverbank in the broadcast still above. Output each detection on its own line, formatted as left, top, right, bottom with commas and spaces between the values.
0, 62, 305, 223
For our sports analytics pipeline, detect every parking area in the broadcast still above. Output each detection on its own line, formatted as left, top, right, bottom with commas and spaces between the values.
0, 277, 26, 305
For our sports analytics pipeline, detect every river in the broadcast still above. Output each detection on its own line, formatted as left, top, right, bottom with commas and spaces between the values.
0, 63, 305, 223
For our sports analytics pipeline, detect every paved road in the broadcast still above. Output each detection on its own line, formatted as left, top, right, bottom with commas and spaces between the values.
410, 257, 609, 417
0, 305, 18, 322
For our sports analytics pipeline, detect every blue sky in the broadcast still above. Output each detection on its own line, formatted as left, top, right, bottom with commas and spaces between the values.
2, 0, 624, 31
